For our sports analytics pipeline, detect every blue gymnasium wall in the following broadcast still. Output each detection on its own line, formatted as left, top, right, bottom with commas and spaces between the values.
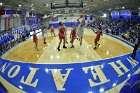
0, 24, 43, 56
0, 26, 40, 46
0, 34, 140, 93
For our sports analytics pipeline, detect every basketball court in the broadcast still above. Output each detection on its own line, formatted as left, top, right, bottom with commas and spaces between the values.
0, 0, 140, 93
1, 28, 140, 93
2, 28, 132, 63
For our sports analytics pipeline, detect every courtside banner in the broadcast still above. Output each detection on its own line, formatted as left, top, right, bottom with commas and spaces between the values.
0, 51, 140, 93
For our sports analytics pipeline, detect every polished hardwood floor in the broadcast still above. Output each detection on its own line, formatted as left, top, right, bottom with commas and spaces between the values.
2, 28, 132, 64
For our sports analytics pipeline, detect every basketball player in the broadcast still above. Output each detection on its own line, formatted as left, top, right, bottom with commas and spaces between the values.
77, 14, 85, 46
57, 22, 67, 51
70, 25, 77, 48
42, 27, 47, 44
64, 24, 68, 43
50, 25, 55, 37
94, 27, 102, 50
33, 30, 39, 51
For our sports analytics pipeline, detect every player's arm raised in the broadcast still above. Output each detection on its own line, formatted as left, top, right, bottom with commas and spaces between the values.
77, 18, 81, 23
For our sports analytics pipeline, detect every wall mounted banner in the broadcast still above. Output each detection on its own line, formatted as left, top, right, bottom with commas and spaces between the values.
0, 51, 140, 93
21, 20, 26, 25
52, 16, 58, 22
6, 10, 12, 15
5, 17, 10, 31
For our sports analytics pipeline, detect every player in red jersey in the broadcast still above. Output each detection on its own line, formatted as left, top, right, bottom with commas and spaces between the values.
70, 25, 77, 48
94, 27, 102, 50
57, 22, 67, 51
50, 25, 55, 37
33, 30, 39, 51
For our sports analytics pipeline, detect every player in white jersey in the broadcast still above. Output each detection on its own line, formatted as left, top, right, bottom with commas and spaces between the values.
77, 14, 85, 46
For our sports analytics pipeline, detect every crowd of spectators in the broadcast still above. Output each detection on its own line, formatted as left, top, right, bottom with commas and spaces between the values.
90, 19, 140, 44
0, 28, 30, 55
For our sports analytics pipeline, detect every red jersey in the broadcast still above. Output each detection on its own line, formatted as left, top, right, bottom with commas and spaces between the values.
59, 27, 65, 39
71, 29, 76, 38
95, 30, 101, 42
50, 27, 54, 32
70, 28, 76, 43
33, 33, 38, 43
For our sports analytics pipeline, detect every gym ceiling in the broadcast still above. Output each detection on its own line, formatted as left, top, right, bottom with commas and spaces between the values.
0, 0, 140, 15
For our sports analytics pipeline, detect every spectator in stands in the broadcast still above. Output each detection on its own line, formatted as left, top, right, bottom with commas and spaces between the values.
26, 30, 30, 38
14, 30, 18, 44
131, 36, 140, 59
11, 33, 15, 47
21, 32, 26, 41
120, 73, 140, 93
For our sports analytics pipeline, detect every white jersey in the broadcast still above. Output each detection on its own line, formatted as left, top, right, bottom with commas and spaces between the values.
44, 30, 47, 38
42, 29, 47, 38
14, 33, 17, 40
77, 19, 85, 38
63, 26, 67, 40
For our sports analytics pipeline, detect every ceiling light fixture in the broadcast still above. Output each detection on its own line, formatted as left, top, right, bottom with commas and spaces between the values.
31, 8, 34, 11
102, 13, 107, 17
0, 2, 3, 6
122, 6, 125, 9
77, 10, 79, 13
44, 3, 49, 7
31, 3, 33, 7
19, 4, 21, 7
46, 4, 49, 7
